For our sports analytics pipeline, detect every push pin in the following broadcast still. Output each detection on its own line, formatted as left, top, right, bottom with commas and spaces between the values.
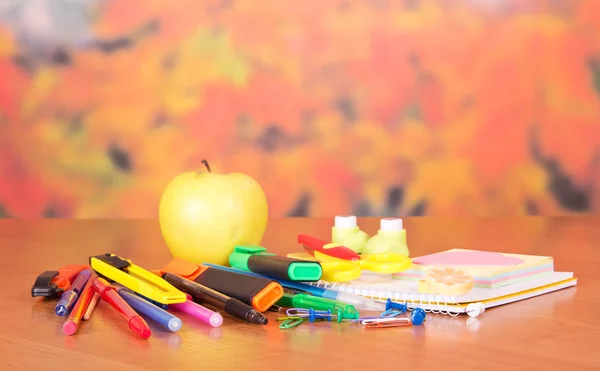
380, 298, 408, 317
411, 308, 426, 325
466, 302, 485, 318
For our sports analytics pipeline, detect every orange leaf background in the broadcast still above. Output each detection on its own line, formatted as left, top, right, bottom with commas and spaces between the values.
1, 0, 599, 218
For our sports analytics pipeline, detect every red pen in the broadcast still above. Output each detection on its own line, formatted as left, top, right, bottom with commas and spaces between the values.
92, 277, 152, 339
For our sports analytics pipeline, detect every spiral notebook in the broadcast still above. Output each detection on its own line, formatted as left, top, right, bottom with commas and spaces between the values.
305, 271, 577, 315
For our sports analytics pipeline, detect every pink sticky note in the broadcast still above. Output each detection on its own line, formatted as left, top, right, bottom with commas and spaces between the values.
413, 250, 524, 266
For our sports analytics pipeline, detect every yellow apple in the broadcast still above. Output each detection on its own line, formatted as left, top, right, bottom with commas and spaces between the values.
159, 160, 269, 266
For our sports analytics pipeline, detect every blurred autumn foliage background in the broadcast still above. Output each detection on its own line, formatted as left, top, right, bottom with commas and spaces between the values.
1, 0, 600, 218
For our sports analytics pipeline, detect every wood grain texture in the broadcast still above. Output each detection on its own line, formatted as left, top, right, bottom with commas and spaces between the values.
1, 217, 599, 371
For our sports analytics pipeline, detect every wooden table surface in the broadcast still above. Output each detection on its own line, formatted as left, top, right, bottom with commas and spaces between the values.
2, 217, 599, 370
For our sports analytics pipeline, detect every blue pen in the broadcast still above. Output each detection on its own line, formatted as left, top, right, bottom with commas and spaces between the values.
203, 263, 385, 311
117, 287, 182, 332
55, 269, 92, 316
134, 292, 169, 310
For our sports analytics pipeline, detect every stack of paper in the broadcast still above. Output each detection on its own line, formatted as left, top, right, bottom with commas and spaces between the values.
392, 249, 554, 288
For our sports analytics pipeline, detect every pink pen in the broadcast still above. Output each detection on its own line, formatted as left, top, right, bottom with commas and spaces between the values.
170, 294, 223, 328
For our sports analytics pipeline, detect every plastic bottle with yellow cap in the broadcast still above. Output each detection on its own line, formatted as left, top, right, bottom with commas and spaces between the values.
331, 215, 369, 254
362, 218, 409, 256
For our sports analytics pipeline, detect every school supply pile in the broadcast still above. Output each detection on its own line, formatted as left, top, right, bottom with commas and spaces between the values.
31, 216, 578, 338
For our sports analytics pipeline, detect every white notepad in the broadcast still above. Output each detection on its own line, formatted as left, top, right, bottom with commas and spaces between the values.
304, 271, 577, 315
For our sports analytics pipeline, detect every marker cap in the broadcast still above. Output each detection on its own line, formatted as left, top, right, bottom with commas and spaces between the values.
287, 262, 323, 281
334, 215, 357, 228
380, 218, 403, 232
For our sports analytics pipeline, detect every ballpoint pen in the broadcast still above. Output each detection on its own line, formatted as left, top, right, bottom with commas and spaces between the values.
203, 263, 385, 311
92, 277, 152, 339
116, 286, 182, 332
162, 273, 268, 325
63, 277, 96, 335
55, 269, 92, 316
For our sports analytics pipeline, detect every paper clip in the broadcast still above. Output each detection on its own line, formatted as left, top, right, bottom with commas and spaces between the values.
346, 316, 382, 323
361, 317, 412, 329
279, 317, 304, 329
286, 308, 333, 323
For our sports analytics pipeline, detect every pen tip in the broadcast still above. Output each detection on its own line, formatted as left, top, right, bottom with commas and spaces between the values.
248, 310, 268, 325
129, 316, 152, 339
55, 306, 67, 317
210, 313, 224, 328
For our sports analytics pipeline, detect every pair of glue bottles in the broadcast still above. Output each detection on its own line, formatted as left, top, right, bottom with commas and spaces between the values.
332, 215, 409, 256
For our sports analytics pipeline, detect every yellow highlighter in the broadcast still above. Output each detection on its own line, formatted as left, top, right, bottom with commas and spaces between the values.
89, 254, 186, 305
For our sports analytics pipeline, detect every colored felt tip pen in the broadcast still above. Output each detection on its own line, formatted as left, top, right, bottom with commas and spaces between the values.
170, 294, 223, 328
162, 273, 268, 325
63, 277, 96, 336
276, 292, 359, 320
229, 245, 323, 282
92, 277, 151, 339
55, 269, 92, 316
117, 287, 182, 332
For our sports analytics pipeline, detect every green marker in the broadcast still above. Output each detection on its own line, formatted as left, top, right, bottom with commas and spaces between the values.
229, 245, 323, 282
276, 292, 359, 322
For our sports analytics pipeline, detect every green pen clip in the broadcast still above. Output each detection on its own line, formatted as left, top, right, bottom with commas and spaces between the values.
230, 245, 322, 282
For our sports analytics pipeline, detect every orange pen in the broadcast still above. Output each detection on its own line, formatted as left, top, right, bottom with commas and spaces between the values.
63, 276, 96, 335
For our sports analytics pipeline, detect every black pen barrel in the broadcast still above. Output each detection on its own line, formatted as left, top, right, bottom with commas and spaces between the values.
162, 273, 228, 308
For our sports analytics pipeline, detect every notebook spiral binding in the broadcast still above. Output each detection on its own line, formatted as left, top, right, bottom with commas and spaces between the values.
307, 281, 463, 317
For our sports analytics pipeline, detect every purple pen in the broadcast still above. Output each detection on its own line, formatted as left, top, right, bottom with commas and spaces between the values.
55, 269, 91, 316
170, 295, 223, 328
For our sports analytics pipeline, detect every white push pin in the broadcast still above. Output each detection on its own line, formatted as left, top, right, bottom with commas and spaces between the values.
466, 302, 485, 318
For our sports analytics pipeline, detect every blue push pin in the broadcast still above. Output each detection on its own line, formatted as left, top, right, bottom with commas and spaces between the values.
380, 298, 408, 317
411, 308, 426, 325
308, 308, 332, 323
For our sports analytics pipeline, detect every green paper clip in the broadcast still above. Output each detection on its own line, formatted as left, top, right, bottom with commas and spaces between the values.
279, 317, 304, 329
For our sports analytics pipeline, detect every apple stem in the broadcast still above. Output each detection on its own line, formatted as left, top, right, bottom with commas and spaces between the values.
202, 159, 212, 172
